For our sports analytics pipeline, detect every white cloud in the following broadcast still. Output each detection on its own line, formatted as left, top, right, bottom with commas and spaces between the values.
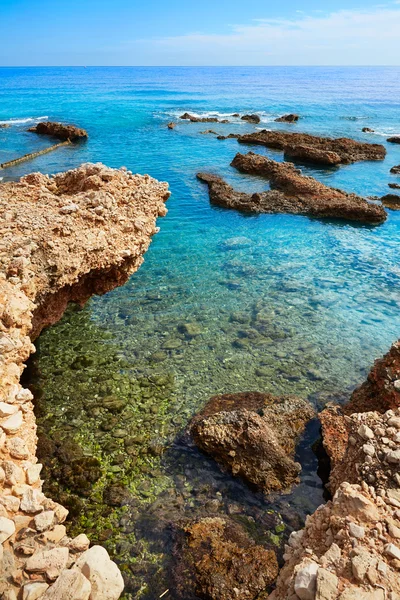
132, 7, 400, 65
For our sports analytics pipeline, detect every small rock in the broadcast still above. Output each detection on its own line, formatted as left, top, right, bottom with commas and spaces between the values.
315, 567, 338, 600
42, 568, 91, 600
22, 581, 49, 600
363, 444, 375, 457
20, 488, 45, 514
386, 449, 400, 464
294, 561, 319, 600
68, 533, 90, 552
8, 437, 29, 459
0, 515, 16, 542
25, 547, 69, 576
348, 522, 365, 539
75, 545, 124, 600
385, 543, 400, 560
1, 410, 23, 434
388, 416, 400, 429
34, 510, 55, 532
26, 464, 42, 485
0, 401, 18, 417
358, 424, 374, 440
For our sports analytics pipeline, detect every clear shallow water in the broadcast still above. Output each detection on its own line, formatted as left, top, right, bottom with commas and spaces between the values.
2, 67, 400, 598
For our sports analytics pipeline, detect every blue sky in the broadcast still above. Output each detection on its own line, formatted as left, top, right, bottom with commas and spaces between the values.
1, 0, 400, 66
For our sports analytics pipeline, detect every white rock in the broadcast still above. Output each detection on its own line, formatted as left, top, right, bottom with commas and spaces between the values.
75, 545, 124, 600
386, 449, 400, 464
68, 533, 90, 552
362, 444, 375, 457
315, 567, 338, 600
1, 410, 23, 433
2, 460, 23, 485
26, 463, 42, 485
42, 568, 91, 600
0, 515, 16, 543
1, 494, 20, 512
294, 561, 319, 600
348, 522, 365, 539
393, 380, 400, 391
25, 547, 69, 575
8, 436, 29, 459
358, 424, 374, 440
388, 416, 400, 429
22, 581, 49, 600
34, 510, 55, 532
20, 488, 45, 514
60, 203, 79, 214
385, 543, 400, 560
0, 402, 17, 418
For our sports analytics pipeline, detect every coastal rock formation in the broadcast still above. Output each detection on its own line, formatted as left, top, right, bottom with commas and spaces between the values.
0, 163, 169, 598
179, 112, 229, 123
219, 129, 386, 164
173, 516, 279, 600
28, 121, 88, 141
344, 340, 400, 415
167, 122, 176, 129
380, 194, 400, 210
241, 114, 261, 124
387, 136, 400, 144
198, 154, 387, 224
390, 165, 400, 174
284, 144, 341, 166
190, 392, 315, 493
389, 183, 400, 189
275, 114, 299, 123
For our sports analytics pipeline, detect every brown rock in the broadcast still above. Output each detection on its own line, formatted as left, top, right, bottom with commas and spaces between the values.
389, 183, 400, 190
190, 392, 314, 493
28, 122, 87, 141
284, 144, 341, 165
179, 112, 225, 123
241, 114, 261, 124
380, 194, 400, 210
197, 153, 386, 225
390, 165, 400, 174
167, 122, 176, 129
388, 137, 400, 144
230, 129, 386, 164
275, 114, 299, 123
173, 516, 278, 600
362, 127, 374, 133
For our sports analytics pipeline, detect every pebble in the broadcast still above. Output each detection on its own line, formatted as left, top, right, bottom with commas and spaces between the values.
386, 449, 400, 464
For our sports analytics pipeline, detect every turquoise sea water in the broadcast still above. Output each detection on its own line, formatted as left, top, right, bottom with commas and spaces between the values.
2, 67, 400, 598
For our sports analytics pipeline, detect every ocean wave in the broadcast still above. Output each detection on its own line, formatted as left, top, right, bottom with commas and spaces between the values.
0, 116, 48, 125
368, 129, 400, 137
158, 109, 278, 124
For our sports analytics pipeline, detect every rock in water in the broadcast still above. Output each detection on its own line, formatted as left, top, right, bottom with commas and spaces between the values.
387, 136, 400, 144
197, 154, 387, 224
190, 392, 315, 493
362, 127, 375, 132
173, 516, 278, 600
223, 129, 386, 164
380, 194, 400, 210
390, 164, 400, 174
28, 121, 88, 141
241, 114, 261, 123
275, 113, 299, 122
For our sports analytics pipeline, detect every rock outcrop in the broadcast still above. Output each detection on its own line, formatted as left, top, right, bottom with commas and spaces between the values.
390, 165, 400, 174
271, 342, 400, 600
28, 122, 88, 141
179, 113, 229, 123
197, 154, 387, 224
219, 129, 386, 165
190, 392, 315, 494
173, 516, 279, 600
275, 114, 299, 123
380, 194, 400, 210
387, 137, 400, 144
241, 114, 261, 124
0, 163, 169, 598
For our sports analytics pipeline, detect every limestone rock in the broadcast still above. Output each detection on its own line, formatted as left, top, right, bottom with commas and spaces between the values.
22, 582, 49, 600
294, 561, 319, 600
75, 546, 124, 600
0, 516, 16, 543
1, 410, 23, 434
42, 568, 91, 600
25, 547, 69, 577
315, 567, 338, 600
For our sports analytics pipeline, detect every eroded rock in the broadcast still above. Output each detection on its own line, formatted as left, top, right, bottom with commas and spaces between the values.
275, 113, 299, 123
28, 121, 88, 141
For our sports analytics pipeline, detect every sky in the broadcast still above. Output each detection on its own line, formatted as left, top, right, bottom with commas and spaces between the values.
1, 0, 400, 66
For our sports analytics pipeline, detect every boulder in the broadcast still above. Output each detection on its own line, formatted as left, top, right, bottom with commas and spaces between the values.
42, 569, 91, 600
275, 114, 299, 123
75, 545, 124, 600
173, 516, 278, 600
190, 391, 314, 493
387, 136, 400, 144
390, 165, 400, 174
28, 121, 88, 141
197, 153, 387, 225
380, 194, 400, 210
362, 127, 374, 133
241, 114, 260, 123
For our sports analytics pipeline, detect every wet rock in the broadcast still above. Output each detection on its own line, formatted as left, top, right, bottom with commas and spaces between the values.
190, 392, 315, 493
380, 194, 400, 210
200, 129, 217, 135
198, 155, 386, 225
179, 113, 225, 123
162, 338, 183, 350
28, 121, 88, 141
178, 322, 203, 338
167, 122, 176, 129
390, 165, 400, 174
173, 516, 278, 600
75, 545, 124, 600
388, 136, 400, 144
232, 129, 386, 164
275, 113, 299, 123
241, 114, 261, 123
284, 144, 341, 166
222, 236, 252, 250
101, 395, 127, 412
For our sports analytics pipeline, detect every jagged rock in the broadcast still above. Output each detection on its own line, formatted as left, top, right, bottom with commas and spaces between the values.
390, 165, 400, 174
198, 154, 386, 224
1, 411, 23, 434
42, 568, 91, 600
190, 392, 314, 493
275, 113, 299, 123
381, 194, 400, 210
33, 510, 54, 532
225, 129, 386, 164
179, 113, 227, 123
75, 546, 124, 600
294, 561, 319, 600
284, 144, 341, 165
241, 114, 261, 123
68, 533, 90, 552
28, 121, 88, 141
25, 547, 69, 577
388, 137, 400, 144
173, 516, 278, 600
22, 582, 49, 600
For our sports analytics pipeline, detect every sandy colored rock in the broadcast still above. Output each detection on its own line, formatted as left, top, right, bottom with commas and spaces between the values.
381, 194, 400, 210
275, 113, 299, 123
75, 546, 124, 600
42, 568, 91, 600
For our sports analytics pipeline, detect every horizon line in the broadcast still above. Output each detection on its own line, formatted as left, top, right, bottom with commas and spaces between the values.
1, 64, 400, 69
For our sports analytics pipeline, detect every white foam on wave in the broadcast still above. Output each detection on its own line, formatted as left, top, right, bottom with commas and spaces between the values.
160, 109, 277, 123
368, 129, 400, 137
0, 116, 49, 125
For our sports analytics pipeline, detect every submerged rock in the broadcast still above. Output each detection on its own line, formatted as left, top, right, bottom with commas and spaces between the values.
221, 129, 386, 164
380, 194, 400, 210
275, 113, 299, 123
28, 121, 88, 141
197, 154, 386, 224
190, 392, 315, 493
173, 516, 278, 600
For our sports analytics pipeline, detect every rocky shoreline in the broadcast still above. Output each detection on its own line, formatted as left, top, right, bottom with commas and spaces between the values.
0, 163, 169, 599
